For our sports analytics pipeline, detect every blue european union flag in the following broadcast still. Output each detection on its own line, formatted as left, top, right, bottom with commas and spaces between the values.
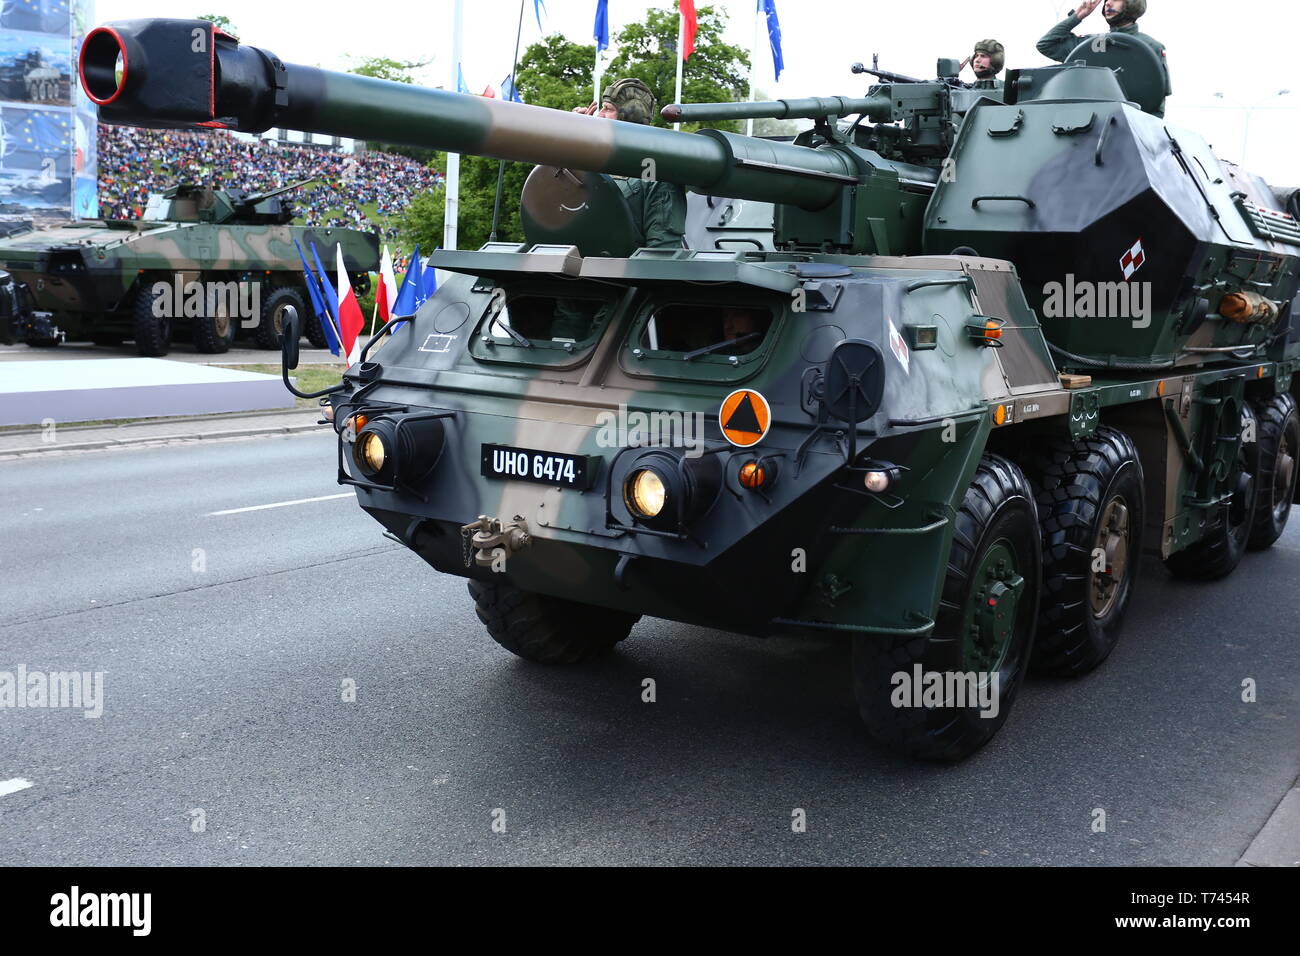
594, 0, 610, 53
761, 0, 784, 82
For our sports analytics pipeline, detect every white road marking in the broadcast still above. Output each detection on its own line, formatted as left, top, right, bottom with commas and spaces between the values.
0, 778, 34, 797
207, 492, 355, 516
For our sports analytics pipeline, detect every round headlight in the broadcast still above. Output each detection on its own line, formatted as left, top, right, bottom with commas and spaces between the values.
356, 432, 387, 475
625, 468, 667, 519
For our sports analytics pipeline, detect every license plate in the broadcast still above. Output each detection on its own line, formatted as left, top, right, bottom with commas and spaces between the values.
481, 444, 592, 489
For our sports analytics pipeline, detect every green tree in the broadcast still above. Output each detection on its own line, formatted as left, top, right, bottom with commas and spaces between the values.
197, 14, 236, 34
514, 34, 597, 110
347, 56, 426, 84
606, 5, 749, 133
398, 5, 749, 251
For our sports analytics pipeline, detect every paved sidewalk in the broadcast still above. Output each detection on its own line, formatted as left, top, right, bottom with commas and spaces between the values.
0, 342, 341, 365
0, 406, 328, 458
1238, 777, 1300, 867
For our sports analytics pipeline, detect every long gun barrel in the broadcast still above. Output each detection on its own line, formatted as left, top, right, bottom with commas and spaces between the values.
80, 18, 862, 211
661, 95, 892, 125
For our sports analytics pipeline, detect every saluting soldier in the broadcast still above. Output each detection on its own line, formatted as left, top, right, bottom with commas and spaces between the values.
573, 78, 687, 250
1037, 1, 1170, 108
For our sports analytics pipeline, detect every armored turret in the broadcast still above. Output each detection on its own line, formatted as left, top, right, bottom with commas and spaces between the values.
141, 180, 312, 225
80, 18, 1300, 373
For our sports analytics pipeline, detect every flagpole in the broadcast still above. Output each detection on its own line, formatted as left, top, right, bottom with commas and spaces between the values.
673, 4, 685, 131
444, 0, 464, 250
489, 0, 528, 242
747, 1, 762, 137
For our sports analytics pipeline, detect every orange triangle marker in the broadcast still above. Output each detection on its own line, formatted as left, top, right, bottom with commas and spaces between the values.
720, 389, 771, 447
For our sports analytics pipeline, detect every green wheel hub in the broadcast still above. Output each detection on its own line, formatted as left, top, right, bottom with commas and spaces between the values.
963, 540, 1024, 674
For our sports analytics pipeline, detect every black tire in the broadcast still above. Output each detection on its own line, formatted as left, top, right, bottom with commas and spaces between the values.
23, 337, 60, 348
1247, 393, 1298, 550
1027, 426, 1144, 677
302, 305, 328, 348
851, 454, 1041, 761
253, 287, 307, 350
1165, 404, 1258, 580
191, 295, 236, 354
132, 282, 170, 357
468, 579, 640, 664
90, 333, 124, 347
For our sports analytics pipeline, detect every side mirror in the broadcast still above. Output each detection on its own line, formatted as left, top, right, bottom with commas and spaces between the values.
281, 304, 301, 371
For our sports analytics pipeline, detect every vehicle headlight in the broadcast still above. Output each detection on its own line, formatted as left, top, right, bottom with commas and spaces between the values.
356, 432, 387, 474
625, 468, 667, 519
350, 414, 445, 485
620, 451, 720, 530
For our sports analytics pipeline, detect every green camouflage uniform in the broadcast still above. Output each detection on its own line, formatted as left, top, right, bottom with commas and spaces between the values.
613, 177, 687, 250
550, 80, 687, 340
603, 78, 687, 250
1036, 9, 1171, 102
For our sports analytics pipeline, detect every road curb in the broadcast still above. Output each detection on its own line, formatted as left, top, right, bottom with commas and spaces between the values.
0, 422, 326, 458
1236, 780, 1300, 867
0, 406, 316, 436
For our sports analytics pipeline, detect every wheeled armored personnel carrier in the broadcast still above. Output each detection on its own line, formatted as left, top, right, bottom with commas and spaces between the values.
84, 19, 1300, 759
0, 179, 378, 355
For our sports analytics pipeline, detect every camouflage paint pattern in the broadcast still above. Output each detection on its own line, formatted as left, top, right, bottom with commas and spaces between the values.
81, 18, 1300, 641
0, 190, 378, 342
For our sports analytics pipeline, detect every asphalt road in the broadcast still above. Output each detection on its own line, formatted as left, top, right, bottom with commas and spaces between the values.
0, 432, 1296, 865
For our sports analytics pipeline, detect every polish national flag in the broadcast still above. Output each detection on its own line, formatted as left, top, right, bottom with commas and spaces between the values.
680, 0, 697, 60
336, 244, 366, 365
376, 245, 398, 324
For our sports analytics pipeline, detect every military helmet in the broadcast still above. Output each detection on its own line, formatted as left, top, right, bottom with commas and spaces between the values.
972, 39, 1005, 77
603, 78, 656, 125
1122, 0, 1147, 20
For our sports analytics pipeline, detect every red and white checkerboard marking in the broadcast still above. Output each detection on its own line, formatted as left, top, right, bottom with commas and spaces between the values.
1120, 239, 1146, 280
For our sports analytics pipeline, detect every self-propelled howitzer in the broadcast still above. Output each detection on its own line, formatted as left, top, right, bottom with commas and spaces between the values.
82, 19, 1300, 762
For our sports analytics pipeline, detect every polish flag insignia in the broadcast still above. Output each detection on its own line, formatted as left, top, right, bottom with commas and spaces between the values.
1120, 239, 1146, 280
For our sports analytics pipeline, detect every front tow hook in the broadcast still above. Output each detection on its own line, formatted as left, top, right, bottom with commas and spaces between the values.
461, 514, 532, 569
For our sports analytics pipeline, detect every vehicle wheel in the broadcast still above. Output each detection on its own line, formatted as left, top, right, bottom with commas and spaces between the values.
1028, 426, 1144, 677
1165, 404, 1257, 580
253, 287, 307, 350
468, 579, 640, 664
192, 300, 235, 354
1247, 393, 1298, 550
851, 454, 1041, 761
23, 336, 60, 348
132, 282, 171, 357
302, 307, 328, 348
90, 333, 124, 347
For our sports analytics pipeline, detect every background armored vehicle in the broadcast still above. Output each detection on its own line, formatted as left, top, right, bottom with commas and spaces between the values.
85, 19, 1300, 760
0, 181, 378, 355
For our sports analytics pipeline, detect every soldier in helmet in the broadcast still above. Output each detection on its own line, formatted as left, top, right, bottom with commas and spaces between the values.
969, 39, 1006, 90
572, 77, 687, 250
1037, 1, 1170, 107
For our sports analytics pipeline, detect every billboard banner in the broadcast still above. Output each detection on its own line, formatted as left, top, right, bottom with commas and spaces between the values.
0, 0, 96, 222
